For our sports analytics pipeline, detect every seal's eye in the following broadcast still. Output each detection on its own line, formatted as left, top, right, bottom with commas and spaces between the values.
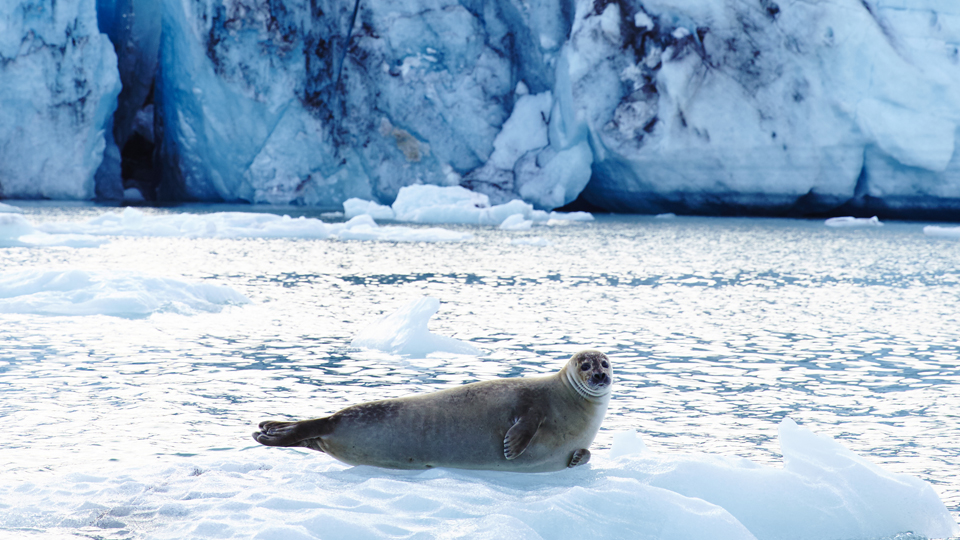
580, 363, 591, 371
601, 361, 609, 368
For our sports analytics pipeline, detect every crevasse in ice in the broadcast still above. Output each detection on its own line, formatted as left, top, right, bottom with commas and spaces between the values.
2, 0, 959, 217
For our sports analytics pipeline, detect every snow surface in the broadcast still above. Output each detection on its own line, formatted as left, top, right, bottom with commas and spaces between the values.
0, 202, 23, 213
1, 419, 955, 539
7, 0, 960, 217
0, 269, 248, 317
824, 216, 884, 228
33, 207, 472, 243
351, 296, 481, 358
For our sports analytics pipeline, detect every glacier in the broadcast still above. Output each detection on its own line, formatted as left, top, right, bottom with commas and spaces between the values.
1, 0, 959, 218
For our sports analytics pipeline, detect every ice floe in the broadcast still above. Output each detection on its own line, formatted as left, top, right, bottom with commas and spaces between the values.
923, 225, 960, 239
0, 213, 106, 248
33, 207, 472, 243
824, 216, 884, 228
0, 419, 954, 540
351, 296, 481, 358
346, 185, 593, 226
0, 269, 249, 317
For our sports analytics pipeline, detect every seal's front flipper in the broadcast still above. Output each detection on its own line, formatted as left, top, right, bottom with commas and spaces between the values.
568, 448, 590, 468
253, 418, 332, 448
503, 413, 544, 460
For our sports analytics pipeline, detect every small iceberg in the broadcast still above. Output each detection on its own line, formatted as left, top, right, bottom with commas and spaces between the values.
500, 213, 533, 230
824, 216, 883, 228
923, 225, 960, 239
351, 297, 481, 357
343, 198, 395, 220
0, 269, 249, 317
344, 185, 594, 226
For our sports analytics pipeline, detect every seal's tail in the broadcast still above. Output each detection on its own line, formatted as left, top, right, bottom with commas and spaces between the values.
253, 418, 332, 451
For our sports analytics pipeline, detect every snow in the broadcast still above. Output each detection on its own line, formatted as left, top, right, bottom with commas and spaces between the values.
824, 216, 884, 228
0, 202, 23, 213
0, 269, 248, 317
0, 419, 955, 539
351, 296, 481, 358
32, 207, 472, 243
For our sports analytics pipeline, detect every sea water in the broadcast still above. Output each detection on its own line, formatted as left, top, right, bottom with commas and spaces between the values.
0, 204, 958, 539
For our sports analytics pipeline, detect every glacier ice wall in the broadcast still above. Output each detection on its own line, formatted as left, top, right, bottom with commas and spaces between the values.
0, 0, 121, 200
2, 0, 960, 216
568, 0, 960, 216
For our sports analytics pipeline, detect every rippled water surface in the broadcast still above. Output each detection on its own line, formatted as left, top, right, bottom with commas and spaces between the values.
2, 205, 959, 531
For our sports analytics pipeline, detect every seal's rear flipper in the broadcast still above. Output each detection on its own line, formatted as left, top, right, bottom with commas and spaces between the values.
253, 418, 332, 448
567, 448, 590, 468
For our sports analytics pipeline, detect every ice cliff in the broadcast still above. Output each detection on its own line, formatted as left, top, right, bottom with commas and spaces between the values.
1, 0, 959, 218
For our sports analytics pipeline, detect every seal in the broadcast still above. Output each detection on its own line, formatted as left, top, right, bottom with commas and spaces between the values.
252, 350, 613, 472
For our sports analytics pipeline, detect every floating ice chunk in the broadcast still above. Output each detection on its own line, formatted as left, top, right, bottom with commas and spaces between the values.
0, 213, 105, 248
0, 202, 23, 213
33, 208, 470, 242
923, 225, 960, 239
0, 213, 36, 243
548, 211, 594, 222
391, 185, 541, 226
351, 297, 480, 358
0, 270, 249, 317
333, 215, 472, 243
656, 213, 677, 219
510, 237, 551, 247
500, 214, 533, 231
610, 430, 647, 458
824, 216, 883, 228
343, 198, 396, 220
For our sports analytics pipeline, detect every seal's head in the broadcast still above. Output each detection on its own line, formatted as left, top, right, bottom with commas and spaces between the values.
563, 350, 613, 401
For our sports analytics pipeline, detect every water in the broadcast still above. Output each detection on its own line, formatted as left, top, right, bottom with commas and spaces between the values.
1, 204, 958, 538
